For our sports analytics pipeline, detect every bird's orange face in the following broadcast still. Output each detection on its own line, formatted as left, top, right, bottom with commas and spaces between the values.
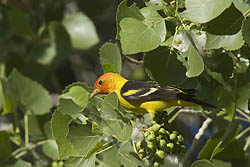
90, 73, 118, 98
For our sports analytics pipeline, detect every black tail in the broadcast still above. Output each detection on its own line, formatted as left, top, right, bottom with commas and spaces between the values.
177, 94, 220, 111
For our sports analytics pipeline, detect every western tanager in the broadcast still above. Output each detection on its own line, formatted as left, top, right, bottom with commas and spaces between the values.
90, 73, 217, 118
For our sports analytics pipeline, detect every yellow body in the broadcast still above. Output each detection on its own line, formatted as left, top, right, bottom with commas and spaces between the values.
111, 74, 196, 118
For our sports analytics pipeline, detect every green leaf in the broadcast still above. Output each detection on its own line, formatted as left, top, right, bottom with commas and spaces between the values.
65, 155, 96, 167
2, 159, 31, 167
97, 146, 121, 167
118, 141, 145, 167
242, 17, 250, 47
0, 81, 4, 112
237, 83, 250, 111
192, 159, 214, 167
66, 124, 102, 157
205, 53, 233, 82
63, 12, 99, 50
205, 31, 244, 51
192, 159, 232, 167
42, 139, 59, 160
59, 83, 91, 118
0, 131, 11, 165
28, 115, 46, 141
179, 44, 204, 77
144, 47, 186, 86
140, 7, 166, 42
6, 69, 52, 115
181, 0, 232, 23
116, 0, 144, 39
34, 22, 73, 65
0, 4, 10, 41
51, 110, 76, 159
145, 0, 165, 10
100, 93, 132, 141
205, 4, 244, 35
233, 0, 250, 14
70, 86, 89, 108
119, 17, 162, 54
7, 8, 35, 38
99, 43, 122, 74
199, 120, 241, 159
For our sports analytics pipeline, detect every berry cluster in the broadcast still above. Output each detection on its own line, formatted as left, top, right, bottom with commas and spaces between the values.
136, 119, 186, 166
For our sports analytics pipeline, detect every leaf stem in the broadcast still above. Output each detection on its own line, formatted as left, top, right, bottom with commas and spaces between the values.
24, 114, 29, 148
235, 126, 250, 140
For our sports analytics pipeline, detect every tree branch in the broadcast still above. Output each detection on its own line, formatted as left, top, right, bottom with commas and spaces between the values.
181, 117, 212, 166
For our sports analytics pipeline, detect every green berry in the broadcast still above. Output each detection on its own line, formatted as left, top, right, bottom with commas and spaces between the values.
167, 143, 174, 149
151, 123, 161, 132
136, 141, 141, 150
147, 134, 156, 141
147, 141, 154, 149
159, 139, 166, 148
52, 162, 58, 167
58, 161, 64, 167
156, 135, 163, 140
138, 149, 145, 158
153, 161, 160, 167
177, 135, 184, 142
169, 133, 177, 141
156, 150, 165, 159
159, 128, 166, 134
165, 130, 170, 136
144, 130, 151, 138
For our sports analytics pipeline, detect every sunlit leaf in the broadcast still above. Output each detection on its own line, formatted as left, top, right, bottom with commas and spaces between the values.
181, 0, 232, 23
242, 17, 250, 47
100, 43, 122, 74
116, 0, 144, 39
205, 31, 244, 51
63, 12, 99, 50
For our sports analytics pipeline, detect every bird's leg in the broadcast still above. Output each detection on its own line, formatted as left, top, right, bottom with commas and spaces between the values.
149, 111, 155, 119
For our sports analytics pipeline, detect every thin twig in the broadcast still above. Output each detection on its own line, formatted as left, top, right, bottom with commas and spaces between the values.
181, 117, 212, 166
123, 55, 143, 65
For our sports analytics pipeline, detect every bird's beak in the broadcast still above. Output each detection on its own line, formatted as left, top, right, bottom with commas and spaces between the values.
90, 89, 99, 98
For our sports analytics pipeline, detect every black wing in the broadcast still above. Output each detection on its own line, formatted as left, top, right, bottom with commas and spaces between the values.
121, 81, 187, 101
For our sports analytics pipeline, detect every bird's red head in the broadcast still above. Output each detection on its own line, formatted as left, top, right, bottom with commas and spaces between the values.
90, 73, 121, 98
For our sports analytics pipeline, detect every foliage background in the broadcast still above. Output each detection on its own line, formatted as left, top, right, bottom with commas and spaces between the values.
0, 0, 250, 167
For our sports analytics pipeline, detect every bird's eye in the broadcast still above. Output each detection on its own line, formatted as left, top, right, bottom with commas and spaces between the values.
98, 80, 103, 85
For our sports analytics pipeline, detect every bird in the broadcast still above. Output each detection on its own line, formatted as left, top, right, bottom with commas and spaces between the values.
90, 73, 218, 119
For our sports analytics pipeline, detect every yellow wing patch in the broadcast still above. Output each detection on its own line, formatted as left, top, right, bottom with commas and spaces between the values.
122, 89, 141, 96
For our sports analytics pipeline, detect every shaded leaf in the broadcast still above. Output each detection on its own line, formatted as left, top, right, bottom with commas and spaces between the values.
205, 4, 244, 35
7, 8, 34, 38
2, 159, 31, 167
242, 17, 250, 47
6, 69, 52, 115
63, 12, 99, 50
0, 131, 11, 165
192, 159, 232, 167
116, 0, 144, 39
181, 0, 232, 23
205, 31, 244, 51
34, 22, 73, 65
100, 43, 122, 74
237, 83, 250, 111
0, 4, 10, 41
65, 155, 96, 167
144, 47, 186, 86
